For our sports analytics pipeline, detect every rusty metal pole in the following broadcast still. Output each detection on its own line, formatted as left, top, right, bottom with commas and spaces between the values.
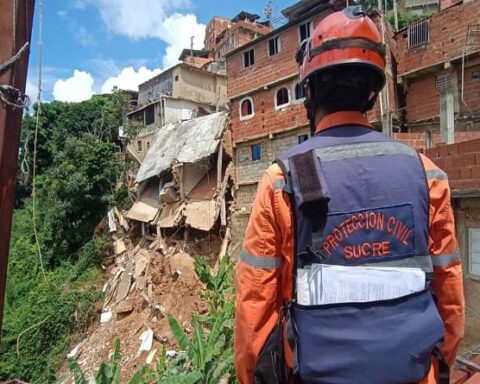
0, 0, 36, 335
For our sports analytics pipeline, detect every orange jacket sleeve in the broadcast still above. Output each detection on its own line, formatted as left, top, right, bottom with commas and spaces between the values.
234, 164, 293, 384
420, 154, 465, 367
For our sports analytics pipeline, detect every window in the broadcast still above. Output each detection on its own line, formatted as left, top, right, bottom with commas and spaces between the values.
240, 97, 254, 119
244, 49, 255, 68
268, 36, 281, 56
276, 87, 290, 108
299, 21, 312, 42
408, 19, 429, 48
137, 140, 143, 152
147, 142, 150, 149
251, 143, 262, 161
295, 83, 306, 100
298, 134, 309, 144
145, 105, 155, 125
469, 229, 480, 276
436, 74, 452, 91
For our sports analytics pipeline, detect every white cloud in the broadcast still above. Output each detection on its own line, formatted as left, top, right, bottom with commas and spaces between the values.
76, 26, 97, 47
101, 66, 162, 93
93, 1, 205, 69
53, 70, 95, 102
161, 13, 205, 68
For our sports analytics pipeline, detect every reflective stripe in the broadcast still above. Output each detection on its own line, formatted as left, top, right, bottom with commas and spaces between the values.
315, 141, 417, 163
273, 180, 285, 191
240, 251, 283, 270
431, 252, 461, 267
363, 255, 434, 273
426, 169, 448, 180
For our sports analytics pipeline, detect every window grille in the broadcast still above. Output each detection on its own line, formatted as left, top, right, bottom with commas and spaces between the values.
436, 74, 452, 91
408, 19, 430, 48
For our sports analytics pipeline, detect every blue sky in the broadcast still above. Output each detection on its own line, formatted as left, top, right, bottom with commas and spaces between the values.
26, 0, 294, 102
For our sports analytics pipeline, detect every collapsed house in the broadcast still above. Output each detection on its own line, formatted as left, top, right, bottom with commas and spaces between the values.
125, 111, 233, 240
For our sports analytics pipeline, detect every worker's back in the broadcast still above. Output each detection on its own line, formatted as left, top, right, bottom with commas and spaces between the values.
275, 124, 445, 383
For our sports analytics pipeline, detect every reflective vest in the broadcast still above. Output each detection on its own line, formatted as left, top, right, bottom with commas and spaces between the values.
275, 125, 446, 384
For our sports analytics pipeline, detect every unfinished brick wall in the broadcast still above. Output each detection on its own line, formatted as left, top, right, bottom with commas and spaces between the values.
405, 73, 440, 123
235, 126, 309, 185
205, 17, 231, 51
425, 138, 480, 190
394, 131, 480, 151
227, 8, 337, 99
231, 80, 308, 142
460, 63, 480, 114
396, 1, 480, 76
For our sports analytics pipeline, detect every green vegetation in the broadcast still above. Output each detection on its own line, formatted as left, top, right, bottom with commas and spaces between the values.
0, 92, 132, 382
68, 256, 237, 384
387, 10, 434, 30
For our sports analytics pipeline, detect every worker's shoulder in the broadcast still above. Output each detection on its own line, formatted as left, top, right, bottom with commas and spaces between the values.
418, 152, 444, 173
264, 163, 285, 182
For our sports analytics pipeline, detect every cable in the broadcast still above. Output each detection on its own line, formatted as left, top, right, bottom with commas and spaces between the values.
31, 0, 48, 285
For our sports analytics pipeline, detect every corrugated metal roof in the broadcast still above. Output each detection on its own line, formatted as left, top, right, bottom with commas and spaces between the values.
136, 112, 228, 183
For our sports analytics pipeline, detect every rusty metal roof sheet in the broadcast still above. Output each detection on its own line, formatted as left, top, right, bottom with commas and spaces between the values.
136, 112, 228, 183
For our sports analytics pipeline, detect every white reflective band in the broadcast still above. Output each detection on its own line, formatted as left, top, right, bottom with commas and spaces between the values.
315, 141, 417, 163
273, 180, 285, 191
426, 169, 448, 180
363, 255, 433, 273
240, 251, 282, 269
431, 252, 461, 267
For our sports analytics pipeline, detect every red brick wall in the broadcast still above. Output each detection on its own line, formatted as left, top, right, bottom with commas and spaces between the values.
227, 9, 335, 99
440, 0, 462, 11
395, 131, 480, 152
425, 138, 480, 190
405, 73, 440, 122
231, 83, 308, 142
205, 17, 231, 51
461, 63, 480, 113
396, 1, 480, 76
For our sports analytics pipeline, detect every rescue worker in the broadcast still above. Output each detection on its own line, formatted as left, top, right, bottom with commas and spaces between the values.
234, 6, 464, 384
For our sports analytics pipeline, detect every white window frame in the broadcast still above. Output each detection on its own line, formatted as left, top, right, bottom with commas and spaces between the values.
299, 20, 313, 43
243, 48, 255, 68
293, 81, 306, 102
267, 35, 281, 56
239, 96, 255, 121
275, 87, 291, 110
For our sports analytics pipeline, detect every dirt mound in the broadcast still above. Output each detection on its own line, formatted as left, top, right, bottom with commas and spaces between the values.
57, 236, 214, 383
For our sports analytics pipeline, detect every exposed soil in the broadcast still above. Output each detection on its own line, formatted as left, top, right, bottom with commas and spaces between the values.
56, 234, 217, 383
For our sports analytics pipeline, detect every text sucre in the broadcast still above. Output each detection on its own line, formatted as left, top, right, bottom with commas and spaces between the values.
322, 210, 412, 259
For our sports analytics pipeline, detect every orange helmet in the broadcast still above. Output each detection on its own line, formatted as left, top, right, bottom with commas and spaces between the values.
296, 6, 386, 92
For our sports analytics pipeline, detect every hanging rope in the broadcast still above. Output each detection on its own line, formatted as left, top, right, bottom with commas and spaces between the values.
0, 42, 29, 75
31, 0, 48, 285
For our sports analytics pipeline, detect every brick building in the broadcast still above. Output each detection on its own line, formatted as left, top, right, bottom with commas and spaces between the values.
395, 0, 480, 142
179, 12, 273, 70
225, 0, 402, 253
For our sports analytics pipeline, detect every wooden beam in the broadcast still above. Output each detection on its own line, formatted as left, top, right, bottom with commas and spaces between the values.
0, 0, 36, 336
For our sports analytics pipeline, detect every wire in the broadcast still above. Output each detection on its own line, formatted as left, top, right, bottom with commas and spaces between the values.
31, 0, 48, 285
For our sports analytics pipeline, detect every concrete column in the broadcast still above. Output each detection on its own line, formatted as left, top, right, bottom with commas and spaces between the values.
440, 89, 455, 145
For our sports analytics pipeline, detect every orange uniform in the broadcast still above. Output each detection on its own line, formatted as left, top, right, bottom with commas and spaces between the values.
234, 112, 465, 384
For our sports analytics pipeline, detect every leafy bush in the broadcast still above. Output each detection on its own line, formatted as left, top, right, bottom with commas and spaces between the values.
68, 256, 237, 384
0, 93, 130, 382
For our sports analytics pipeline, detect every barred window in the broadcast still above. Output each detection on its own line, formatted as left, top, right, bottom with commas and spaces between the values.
408, 19, 430, 48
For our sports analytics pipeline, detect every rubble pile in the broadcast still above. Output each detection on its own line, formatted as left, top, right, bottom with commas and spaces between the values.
58, 219, 225, 382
